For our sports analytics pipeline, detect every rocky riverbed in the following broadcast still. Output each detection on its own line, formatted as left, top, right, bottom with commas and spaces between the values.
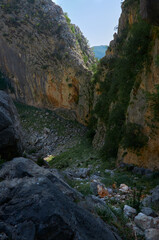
14, 101, 159, 240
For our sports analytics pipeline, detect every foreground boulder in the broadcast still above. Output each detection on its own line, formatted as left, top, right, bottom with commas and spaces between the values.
0, 158, 121, 240
0, 91, 22, 159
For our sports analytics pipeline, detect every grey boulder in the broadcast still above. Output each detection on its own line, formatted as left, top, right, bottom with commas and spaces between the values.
0, 91, 23, 159
0, 158, 122, 240
134, 213, 154, 231
141, 207, 158, 217
124, 205, 137, 219
151, 185, 159, 205
145, 229, 159, 240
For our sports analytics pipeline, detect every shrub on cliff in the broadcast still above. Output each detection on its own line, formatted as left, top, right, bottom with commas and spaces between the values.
0, 71, 7, 90
93, 17, 151, 159
121, 123, 148, 150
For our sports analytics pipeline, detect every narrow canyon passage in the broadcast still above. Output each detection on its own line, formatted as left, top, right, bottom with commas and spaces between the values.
0, 0, 159, 240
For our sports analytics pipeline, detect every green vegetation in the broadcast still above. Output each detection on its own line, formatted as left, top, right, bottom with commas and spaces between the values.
37, 157, 45, 167
87, 116, 98, 139
68, 83, 72, 88
27, 0, 35, 3
65, 178, 92, 196
70, 25, 75, 34
15, 101, 66, 135
64, 12, 71, 25
0, 0, 21, 14
93, 16, 151, 159
0, 71, 14, 93
41, 65, 49, 70
83, 54, 88, 64
122, 0, 139, 9
47, 138, 99, 170
64, 12, 76, 35
0, 157, 5, 166
147, 84, 159, 121
121, 123, 148, 150
155, 55, 159, 67
15, 99, 158, 240
97, 207, 137, 240
0, 71, 7, 90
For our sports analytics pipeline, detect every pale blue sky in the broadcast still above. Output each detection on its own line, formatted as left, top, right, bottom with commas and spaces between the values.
53, 0, 122, 47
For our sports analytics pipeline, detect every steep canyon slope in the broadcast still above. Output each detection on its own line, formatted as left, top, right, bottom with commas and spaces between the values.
92, 0, 159, 170
0, 0, 95, 124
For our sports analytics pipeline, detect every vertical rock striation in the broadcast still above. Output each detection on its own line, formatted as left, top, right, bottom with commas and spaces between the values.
0, 0, 95, 124
92, 0, 159, 170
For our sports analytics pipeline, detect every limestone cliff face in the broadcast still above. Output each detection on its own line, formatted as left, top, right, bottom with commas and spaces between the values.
93, 0, 140, 148
92, 0, 159, 170
140, 0, 159, 26
0, 0, 95, 123
118, 35, 159, 170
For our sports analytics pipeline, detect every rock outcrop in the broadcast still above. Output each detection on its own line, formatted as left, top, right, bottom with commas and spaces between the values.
0, 0, 95, 124
0, 90, 22, 159
92, 0, 159, 170
0, 157, 121, 240
140, 0, 159, 26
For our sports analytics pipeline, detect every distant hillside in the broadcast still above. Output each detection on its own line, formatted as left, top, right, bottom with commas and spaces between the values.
91, 45, 108, 59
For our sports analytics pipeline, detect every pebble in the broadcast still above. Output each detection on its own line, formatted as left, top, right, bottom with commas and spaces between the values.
119, 184, 129, 193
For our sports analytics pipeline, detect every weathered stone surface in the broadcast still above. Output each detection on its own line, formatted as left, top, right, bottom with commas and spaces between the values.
92, 0, 159, 170
133, 167, 147, 175
90, 181, 99, 196
0, 158, 122, 240
134, 213, 154, 230
92, 121, 106, 149
117, 37, 159, 171
0, 90, 23, 159
151, 185, 159, 204
127, 223, 145, 237
0, 157, 83, 202
0, 0, 95, 124
0, 233, 8, 240
63, 168, 91, 179
124, 205, 137, 218
133, 225, 145, 237
141, 207, 158, 217
79, 195, 117, 222
140, 0, 159, 26
142, 195, 152, 207
97, 184, 109, 198
105, 169, 115, 177
145, 229, 159, 240
153, 218, 159, 229
119, 184, 129, 193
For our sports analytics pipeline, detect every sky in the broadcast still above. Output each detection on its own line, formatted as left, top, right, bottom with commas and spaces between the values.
53, 0, 122, 47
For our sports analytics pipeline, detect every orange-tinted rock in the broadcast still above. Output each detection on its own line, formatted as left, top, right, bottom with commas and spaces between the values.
0, 0, 95, 124
93, 0, 159, 170
118, 36, 159, 170
112, 183, 117, 189
97, 185, 109, 198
